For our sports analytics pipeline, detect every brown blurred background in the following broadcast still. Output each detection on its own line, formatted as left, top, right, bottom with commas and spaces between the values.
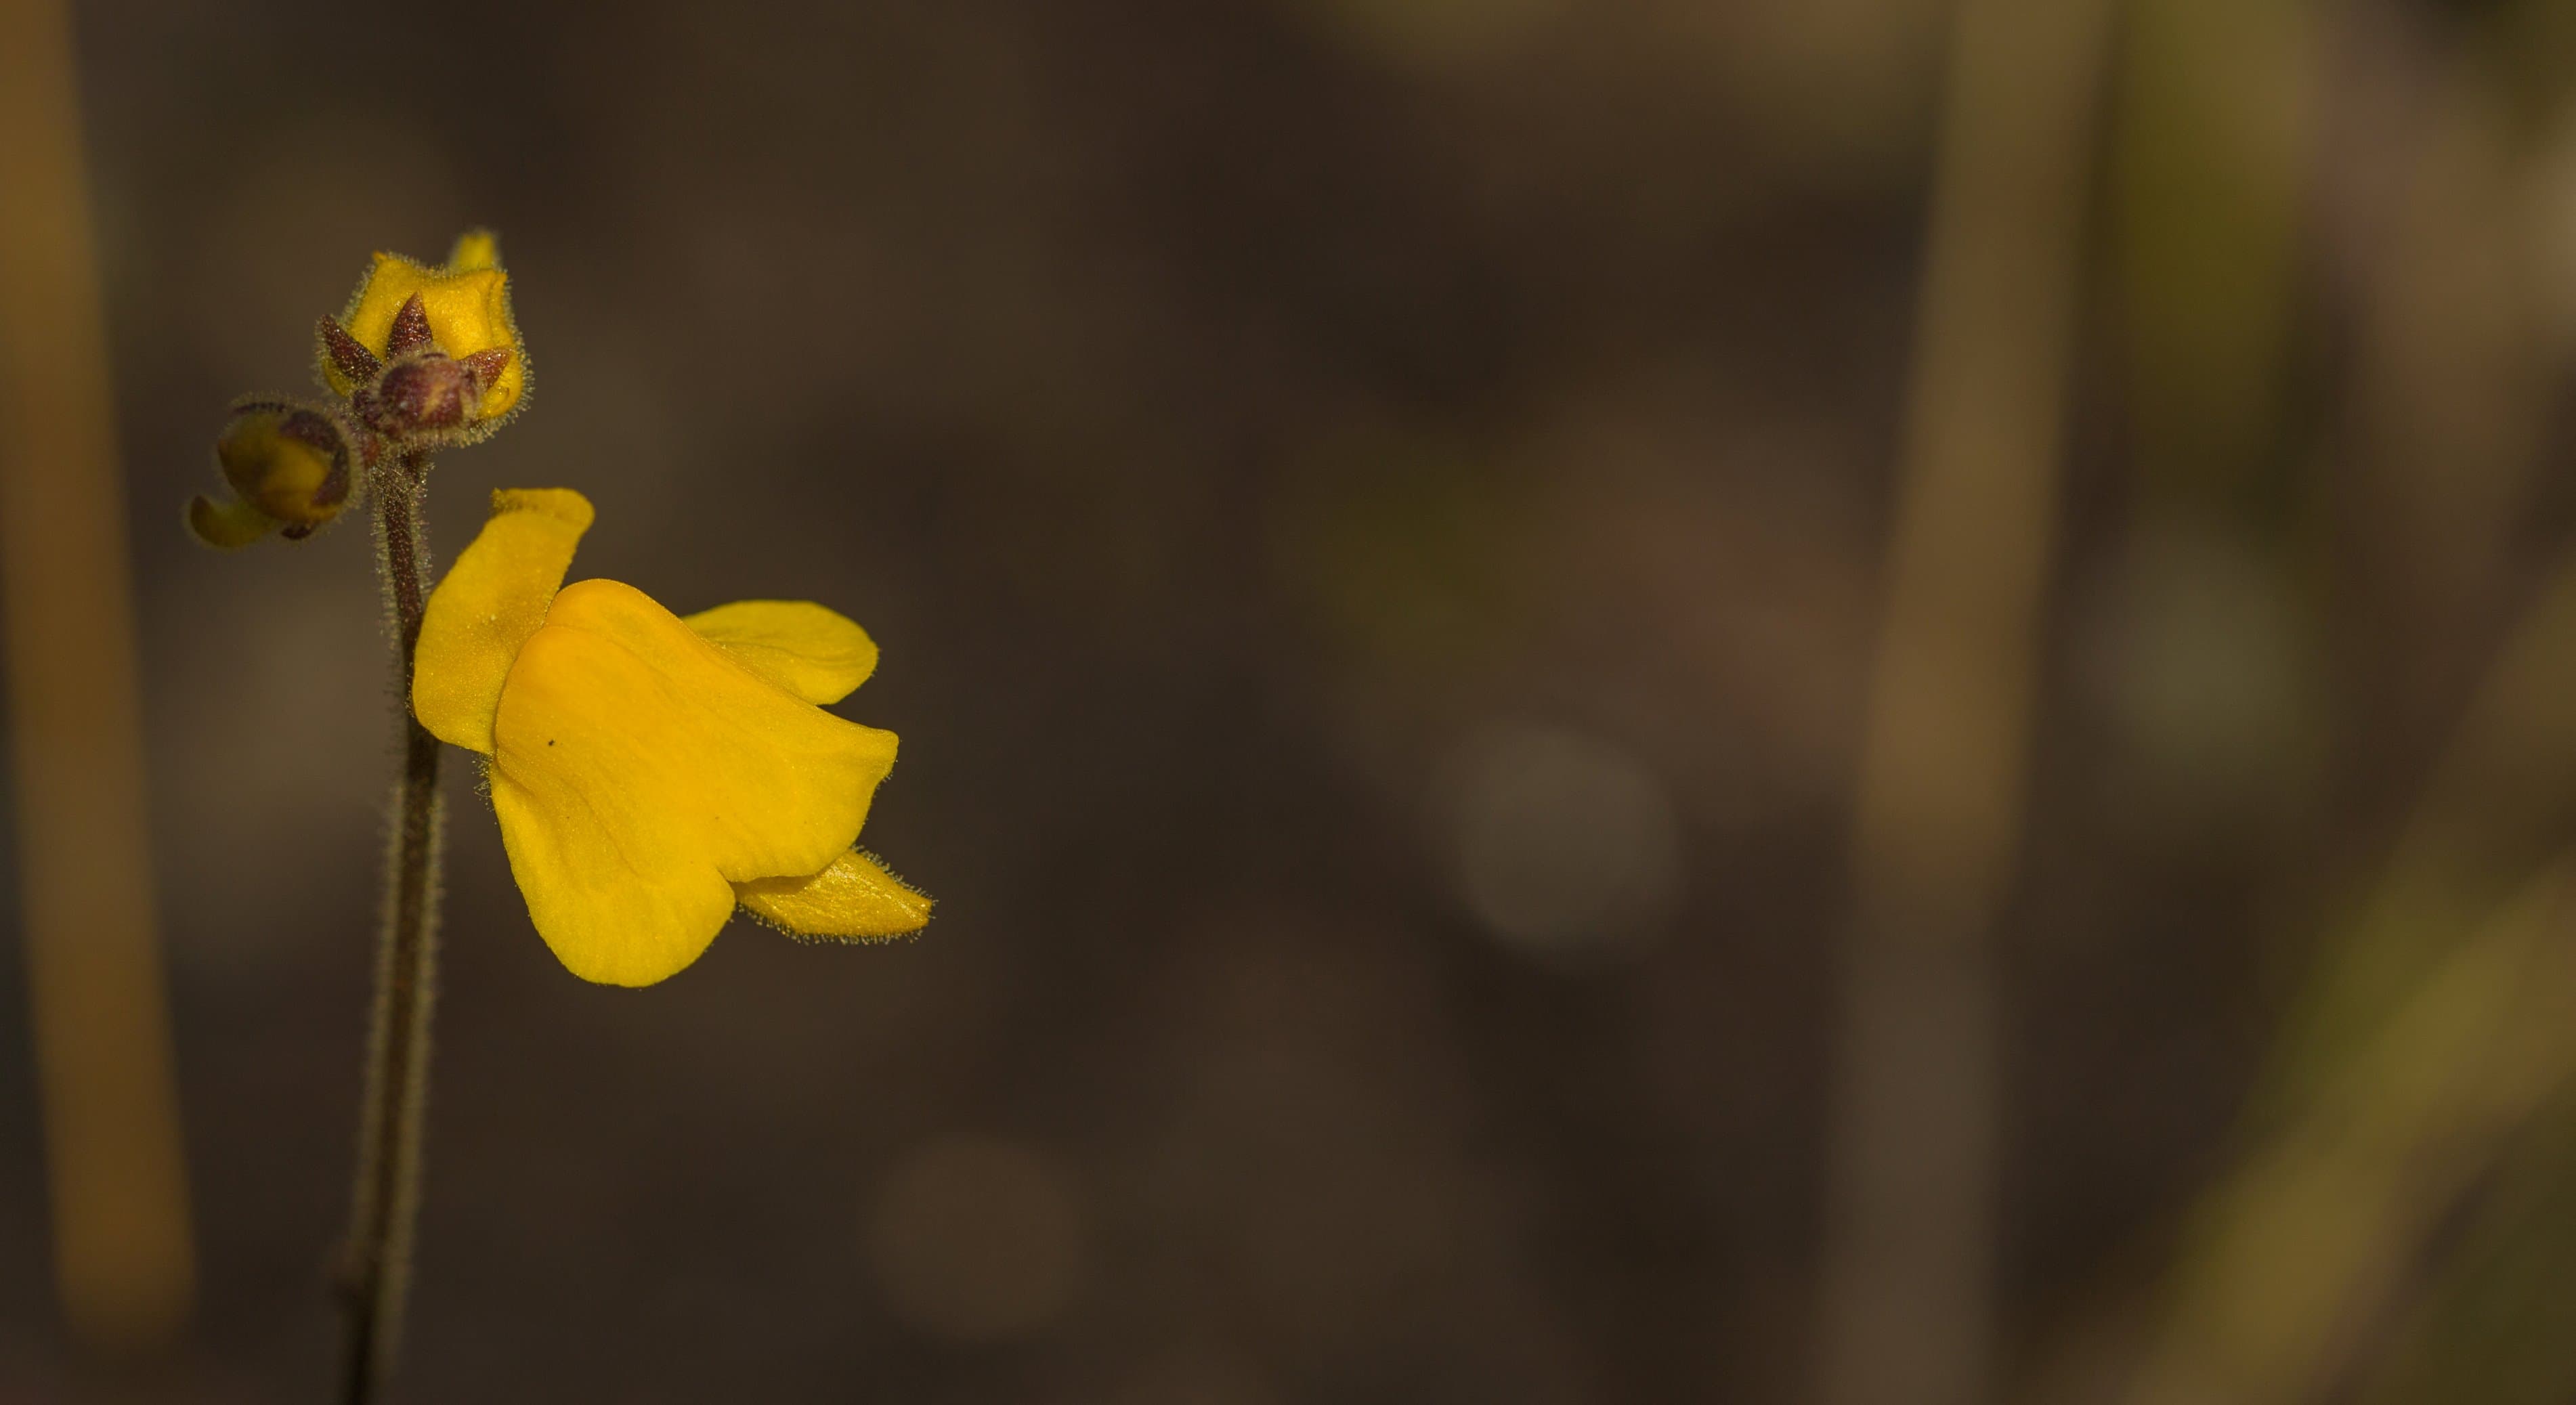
12, 0, 2576, 1400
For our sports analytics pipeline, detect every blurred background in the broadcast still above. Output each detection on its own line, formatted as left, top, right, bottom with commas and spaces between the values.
9, 0, 2576, 1400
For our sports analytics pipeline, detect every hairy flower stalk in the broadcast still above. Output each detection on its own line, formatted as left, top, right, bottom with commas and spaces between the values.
337, 448, 444, 1400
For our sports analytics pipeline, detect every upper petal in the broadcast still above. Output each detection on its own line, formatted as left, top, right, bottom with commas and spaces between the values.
412, 488, 594, 754
489, 578, 899, 985
683, 599, 880, 704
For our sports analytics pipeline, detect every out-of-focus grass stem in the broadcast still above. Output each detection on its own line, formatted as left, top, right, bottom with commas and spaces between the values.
2134, 861, 2576, 1404
0, 0, 197, 1352
2130, 18, 2576, 1394
1818, 0, 2112, 1401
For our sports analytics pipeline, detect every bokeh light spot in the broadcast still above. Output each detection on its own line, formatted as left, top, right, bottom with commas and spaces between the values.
1440, 721, 1683, 955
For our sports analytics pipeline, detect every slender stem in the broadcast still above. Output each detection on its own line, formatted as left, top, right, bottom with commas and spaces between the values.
337, 450, 444, 1404
1816, 0, 2109, 1401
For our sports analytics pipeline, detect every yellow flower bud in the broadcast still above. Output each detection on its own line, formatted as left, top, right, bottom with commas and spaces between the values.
318, 229, 528, 431
186, 403, 353, 549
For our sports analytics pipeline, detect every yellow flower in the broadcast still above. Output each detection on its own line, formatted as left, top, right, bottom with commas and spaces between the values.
413, 488, 930, 985
320, 229, 528, 427
186, 402, 353, 548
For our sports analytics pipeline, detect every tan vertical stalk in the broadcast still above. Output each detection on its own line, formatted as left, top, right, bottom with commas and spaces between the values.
0, 0, 196, 1350
1817, 0, 2114, 1402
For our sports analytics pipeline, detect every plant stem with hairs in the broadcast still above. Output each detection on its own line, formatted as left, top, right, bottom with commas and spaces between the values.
337, 450, 445, 1404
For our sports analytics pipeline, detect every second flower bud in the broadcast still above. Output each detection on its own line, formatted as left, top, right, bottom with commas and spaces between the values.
186, 402, 355, 548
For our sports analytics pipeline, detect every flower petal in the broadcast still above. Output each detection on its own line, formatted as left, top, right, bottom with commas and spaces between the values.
186, 494, 274, 550
489, 578, 898, 985
491, 768, 734, 987
412, 488, 594, 754
683, 599, 880, 704
736, 849, 931, 940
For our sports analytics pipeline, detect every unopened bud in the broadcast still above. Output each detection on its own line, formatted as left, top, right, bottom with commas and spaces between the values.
317, 230, 528, 439
187, 402, 354, 548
